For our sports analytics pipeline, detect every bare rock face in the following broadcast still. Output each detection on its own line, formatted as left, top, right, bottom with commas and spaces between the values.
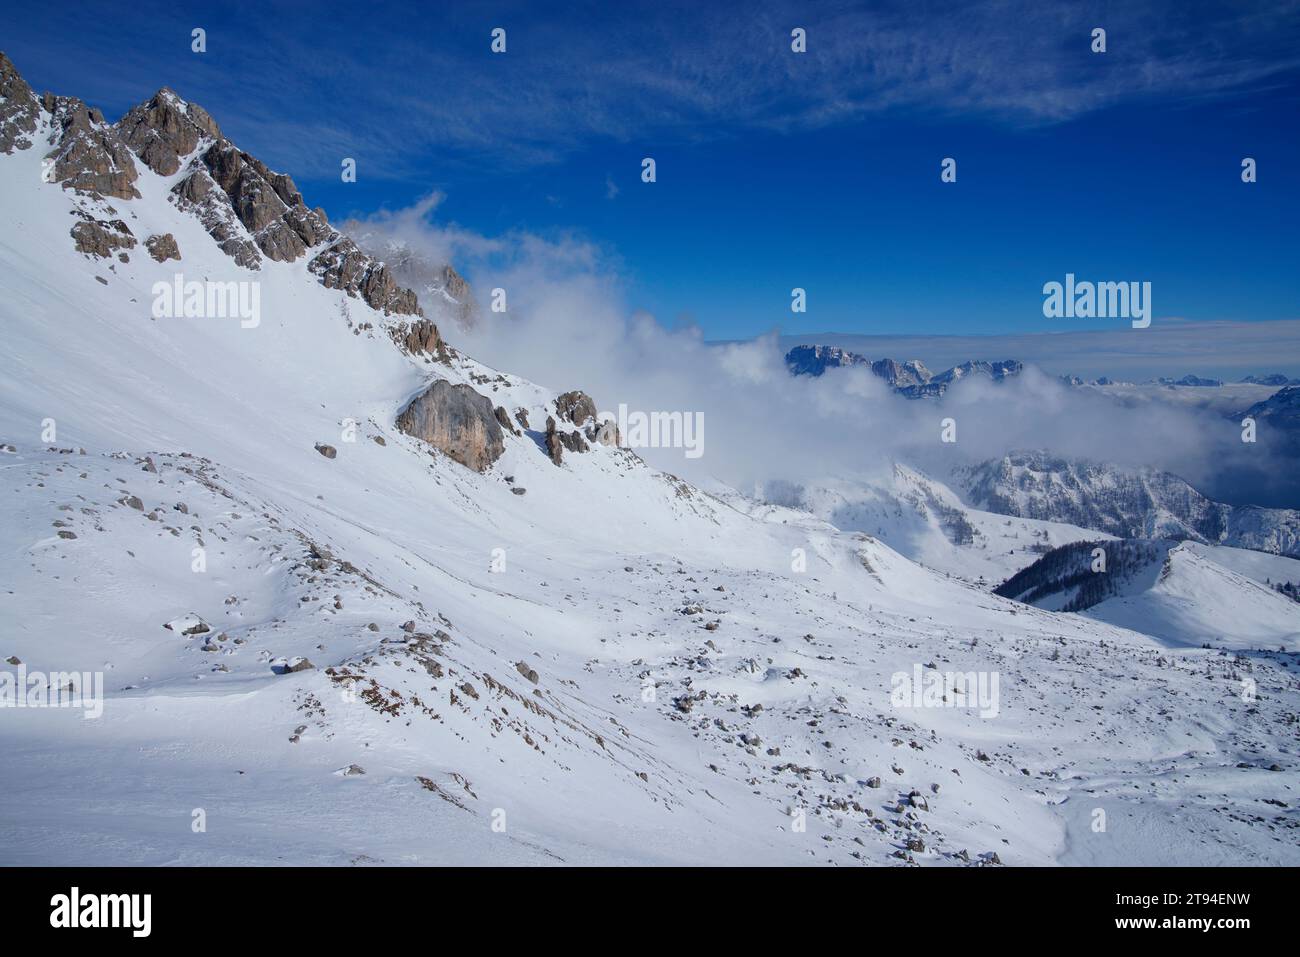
396, 380, 504, 473
350, 233, 480, 329
0, 51, 41, 154
170, 167, 262, 269
555, 390, 598, 427
43, 93, 140, 200
115, 88, 221, 176
70, 214, 136, 258
5, 52, 428, 331
144, 233, 181, 262
310, 238, 422, 316
493, 405, 520, 436
392, 317, 446, 360
545, 416, 564, 466
201, 142, 333, 263
544, 415, 589, 466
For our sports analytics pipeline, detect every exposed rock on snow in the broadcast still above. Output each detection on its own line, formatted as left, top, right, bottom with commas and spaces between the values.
544, 415, 589, 466
70, 215, 136, 258
0, 52, 40, 154
115, 88, 221, 176
163, 613, 210, 636
396, 379, 504, 473
309, 237, 421, 316
42, 92, 140, 199
391, 317, 446, 361
555, 390, 598, 427
515, 661, 539, 684
144, 232, 180, 262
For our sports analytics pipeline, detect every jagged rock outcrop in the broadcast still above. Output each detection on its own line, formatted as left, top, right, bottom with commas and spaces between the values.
544, 415, 588, 466
396, 380, 504, 473
391, 317, 446, 360
494, 406, 520, 435
144, 233, 180, 262
4, 53, 427, 322
70, 214, 136, 258
555, 390, 598, 427
308, 237, 421, 316
42, 93, 139, 199
0, 52, 40, 154
169, 165, 262, 268
115, 89, 221, 175
201, 141, 332, 263
351, 233, 480, 330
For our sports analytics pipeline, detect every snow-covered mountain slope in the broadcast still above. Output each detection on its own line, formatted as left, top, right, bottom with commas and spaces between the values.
752, 465, 1110, 587
1, 55, 1297, 867
996, 540, 1300, 652
956, 450, 1300, 556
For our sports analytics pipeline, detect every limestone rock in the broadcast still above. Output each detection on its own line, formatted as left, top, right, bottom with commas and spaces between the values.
43, 93, 140, 200
0, 52, 41, 154
115, 88, 221, 176
144, 233, 181, 262
393, 317, 445, 359
396, 379, 504, 473
309, 237, 422, 316
555, 390, 598, 427
70, 215, 136, 258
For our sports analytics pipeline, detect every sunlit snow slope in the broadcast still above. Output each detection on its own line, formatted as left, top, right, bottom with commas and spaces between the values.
1, 61, 1296, 866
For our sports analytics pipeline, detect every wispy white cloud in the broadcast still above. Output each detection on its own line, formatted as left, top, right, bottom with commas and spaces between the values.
349, 195, 1298, 506
20, 0, 1292, 179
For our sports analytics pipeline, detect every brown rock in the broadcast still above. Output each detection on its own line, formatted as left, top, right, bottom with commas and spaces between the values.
70, 216, 136, 258
555, 390, 598, 426
396, 379, 504, 473
0, 52, 41, 154
144, 233, 181, 262
42, 93, 140, 199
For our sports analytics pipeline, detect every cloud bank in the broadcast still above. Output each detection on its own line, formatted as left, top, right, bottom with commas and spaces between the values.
349, 197, 1299, 509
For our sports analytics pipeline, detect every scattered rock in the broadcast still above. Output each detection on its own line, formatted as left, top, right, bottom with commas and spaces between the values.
70, 216, 136, 258
163, 613, 210, 637
515, 661, 539, 684
144, 232, 181, 262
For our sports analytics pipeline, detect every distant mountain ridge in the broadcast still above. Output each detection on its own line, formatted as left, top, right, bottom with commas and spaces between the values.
956, 451, 1300, 557
785, 344, 1022, 398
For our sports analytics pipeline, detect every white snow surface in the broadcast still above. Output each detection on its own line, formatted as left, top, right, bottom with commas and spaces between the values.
1, 103, 1297, 867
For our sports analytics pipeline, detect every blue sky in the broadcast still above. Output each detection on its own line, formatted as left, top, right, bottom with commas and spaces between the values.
5, 0, 1299, 340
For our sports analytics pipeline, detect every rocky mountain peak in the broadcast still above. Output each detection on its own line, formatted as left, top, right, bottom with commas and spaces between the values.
0, 51, 40, 154
115, 87, 222, 176
1, 52, 426, 320
785, 344, 1018, 398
